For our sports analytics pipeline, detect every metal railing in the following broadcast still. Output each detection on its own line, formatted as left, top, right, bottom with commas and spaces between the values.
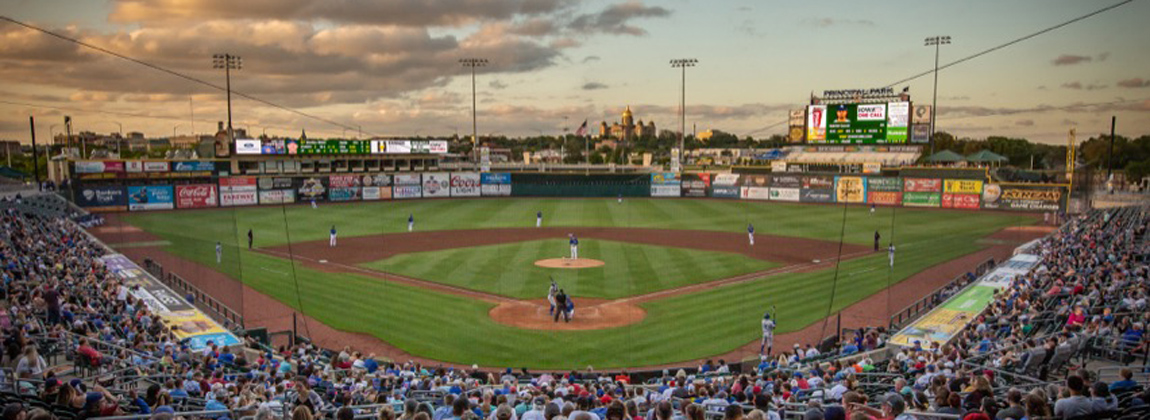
888, 257, 996, 331
142, 259, 245, 330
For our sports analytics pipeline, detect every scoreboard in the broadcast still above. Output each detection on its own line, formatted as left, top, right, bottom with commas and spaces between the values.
297, 140, 370, 155
806, 102, 909, 144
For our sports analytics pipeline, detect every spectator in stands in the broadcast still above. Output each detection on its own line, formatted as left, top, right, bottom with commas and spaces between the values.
1109, 368, 1138, 392
2, 403, 25, 420
14, 345, 47, 379
996, 389, 1024, 420
850, 392, 913, 420
1090, 382, 1117, 413
1053, 375, 1094, 418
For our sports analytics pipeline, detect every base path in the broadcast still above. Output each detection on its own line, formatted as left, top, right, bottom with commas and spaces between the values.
534, 258, 605, 269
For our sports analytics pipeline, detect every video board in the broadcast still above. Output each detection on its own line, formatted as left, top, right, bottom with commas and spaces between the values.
807, 102, 909, 144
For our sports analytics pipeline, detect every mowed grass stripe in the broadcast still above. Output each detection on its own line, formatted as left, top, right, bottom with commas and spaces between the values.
363, 239, 777, 299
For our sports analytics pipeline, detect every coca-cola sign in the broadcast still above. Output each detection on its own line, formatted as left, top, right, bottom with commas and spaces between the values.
176, 184, 218, 209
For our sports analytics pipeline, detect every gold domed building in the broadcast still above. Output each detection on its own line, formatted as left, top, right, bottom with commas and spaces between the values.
598, 106, 656, 141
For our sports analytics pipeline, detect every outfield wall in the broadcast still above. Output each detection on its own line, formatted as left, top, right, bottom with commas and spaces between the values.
69, 161, 1067, 212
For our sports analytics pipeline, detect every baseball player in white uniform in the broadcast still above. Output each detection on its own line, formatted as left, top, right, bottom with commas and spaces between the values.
408, 214, 414, 232
547, 280, 558, 316
329, 225, 337, 247
888, 244, 896, 268
215, 242, 222, 264
760, 311, 776, 355
747, 223, 755, 246
536, 211, 543, 228
568, 234, 579, 259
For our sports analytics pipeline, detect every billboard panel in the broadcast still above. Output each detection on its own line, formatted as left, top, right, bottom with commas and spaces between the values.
942, 193, 981, 209
394, 173, 421, 185
768, 187, 800, 202
911, 124, 931, 144
981, 184, 1064, 211
802, 175, 835, 190
450, 172, 481, 197
175, 184, 218, 209
127, 185, 175, 211
296, 177, 328, 202
259, 189, 296, 205
329, 175, 361, 188
740, 186, 770, 200
480, 173, 511, 196
236, 139, 261, 154
421, 172, 451, 198
806, 105, 826, 142
172, 161, 215, 172
651, 172, 681, 185
868, 191, 903, 206
711, 185, 740, 198
903, 191, 941, 207
713, 174, 740, 186
903, 177, 942, 192
800, 188, 835, 203
834, 176, 867, 203
362, 186, 392, 200
220, 190, 257, 206
886, 101, 909, 143
75, 161, 125, 173
144, 161, 169, 172
826, 103, 886, 143
394, 185, 422, 199
651, 185, 680, 197
329, 187, 361, 201
867, 177, 902, 192
76, 186, 127, 211
944, 179, 984, 195
681, 173, 711, 197
769, 174, 802, 188
362, 174, 392, 188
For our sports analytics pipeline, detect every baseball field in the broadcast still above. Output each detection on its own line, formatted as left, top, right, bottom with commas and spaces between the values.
103, 198, 1038, 369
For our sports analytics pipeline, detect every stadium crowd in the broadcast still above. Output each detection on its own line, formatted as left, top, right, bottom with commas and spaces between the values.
1, 200, 1148, 420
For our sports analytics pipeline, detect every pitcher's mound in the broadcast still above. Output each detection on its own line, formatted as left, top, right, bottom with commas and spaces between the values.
534, 258, 605, 269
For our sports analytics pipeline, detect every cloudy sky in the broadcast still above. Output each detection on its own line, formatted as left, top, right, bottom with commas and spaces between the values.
2, 0, 1148, 144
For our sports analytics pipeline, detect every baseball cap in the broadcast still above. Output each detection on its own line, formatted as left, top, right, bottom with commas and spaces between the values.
881, 393, 906, 412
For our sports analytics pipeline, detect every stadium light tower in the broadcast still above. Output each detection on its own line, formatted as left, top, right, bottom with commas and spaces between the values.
212, 53, 242, 149
924, 36, 950, 155
459, 58, 487, 163
670, 58, 697, 171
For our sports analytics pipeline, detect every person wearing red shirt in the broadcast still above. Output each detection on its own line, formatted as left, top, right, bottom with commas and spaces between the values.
76, 338, 102, 366
1066, 306, 1086, 328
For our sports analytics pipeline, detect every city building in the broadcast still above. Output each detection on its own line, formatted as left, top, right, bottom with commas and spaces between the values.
597, 106, 656, 140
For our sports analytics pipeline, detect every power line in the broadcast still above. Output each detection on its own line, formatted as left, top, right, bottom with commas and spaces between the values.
883, 0, 1135, 88
0, 98, 344, 137
0, 15, 369, 136
744, 0, 1135, 137
940, 97, 1149, 122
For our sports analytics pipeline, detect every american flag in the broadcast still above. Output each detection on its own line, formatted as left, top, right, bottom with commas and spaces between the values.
574, 119, 588, 136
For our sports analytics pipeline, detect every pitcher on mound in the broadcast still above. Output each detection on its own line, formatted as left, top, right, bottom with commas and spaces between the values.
568, 234, 579, 259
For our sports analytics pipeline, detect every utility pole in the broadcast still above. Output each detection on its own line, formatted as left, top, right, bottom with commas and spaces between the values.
30, 116, 41, 191
670, 58, 697, 171
1106, 116, 1116, 193
924, 36, 951, 156
213, 53, 242, 153
459, 58, 488, 165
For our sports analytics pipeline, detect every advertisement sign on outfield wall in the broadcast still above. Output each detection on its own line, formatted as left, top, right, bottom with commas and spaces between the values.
394, 185, 422, 199
835, 176, 867, 203
868, 191, 902, 206
800, 189, 835, 203
867, 177, 902, 192
172, 161, 216, 172
651, 172, 681, 185
421, 172, 451, 198
394, 173, 421, 185
329, 175, 361, 188
175, 184, 218, 209
681, 173, 711, 197
329, 187, 361, 201
768, 187, 800, 202
480, 172, 512, 196
651, 185, 681, 197
450, 172, 481, 197
903, 191, 941, 207
76, 186, 127, 211
362, 186, 392, 200
942, 193, 980, 209
295, 177, 328, 202
711, 186, 741, 198
770, 174, 802, 189
944, 179, 983, 195
258, 177, 294, 190
75, 161, 125, 174
981, 184, 1063, 211
713, 173, 740, 186
803, 176, 834, 190
127, 185, 175, 211
740, 186, 770, 200
904, 177, 942, 193
258, 189, 296, 205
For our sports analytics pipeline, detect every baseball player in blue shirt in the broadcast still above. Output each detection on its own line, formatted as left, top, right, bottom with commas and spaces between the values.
747, 223, 755, 246
568, 234, 579, 259
329, 225, 337, 247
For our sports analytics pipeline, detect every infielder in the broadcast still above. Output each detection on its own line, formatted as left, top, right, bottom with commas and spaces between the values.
408, 214, 414, 232
311, 198, 317, 209
888, 243, 896, 268
215, 242, 222, 264
747, 223, 755, 246
329, 225, 337, 247
760, 310, 776, 355
536, 211, 543, 228
568, 234, 579, 259
873, 231, 881, 251
547, 280, 559, 316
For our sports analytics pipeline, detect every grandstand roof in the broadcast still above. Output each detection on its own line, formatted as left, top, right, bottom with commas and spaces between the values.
923, 149, 965, 163
965, 149, 1009, 163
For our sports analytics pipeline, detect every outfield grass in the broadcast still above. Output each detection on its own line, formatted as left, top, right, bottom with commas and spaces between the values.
118, 198, 1036, 368
362, 239, 778, 299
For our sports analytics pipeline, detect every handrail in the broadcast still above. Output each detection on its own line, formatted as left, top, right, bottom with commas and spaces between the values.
888, 257, 994, 331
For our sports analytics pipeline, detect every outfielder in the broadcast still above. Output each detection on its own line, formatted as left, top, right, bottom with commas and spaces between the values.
215, 242, 222, 264
747, 223, 755, 246
617, 194, 623, 204
311, 198, 317, 209
760, 309, 776, 355
247, 229, 253, 249
329, 225, 337, 247
568, 234, 579, 259
888, 243, 896, 268
408, 214, 414, 232
536, 211, 543, 228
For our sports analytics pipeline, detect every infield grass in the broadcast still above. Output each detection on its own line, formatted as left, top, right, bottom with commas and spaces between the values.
361, 239, 778, 299
118, 198, 1036, 368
